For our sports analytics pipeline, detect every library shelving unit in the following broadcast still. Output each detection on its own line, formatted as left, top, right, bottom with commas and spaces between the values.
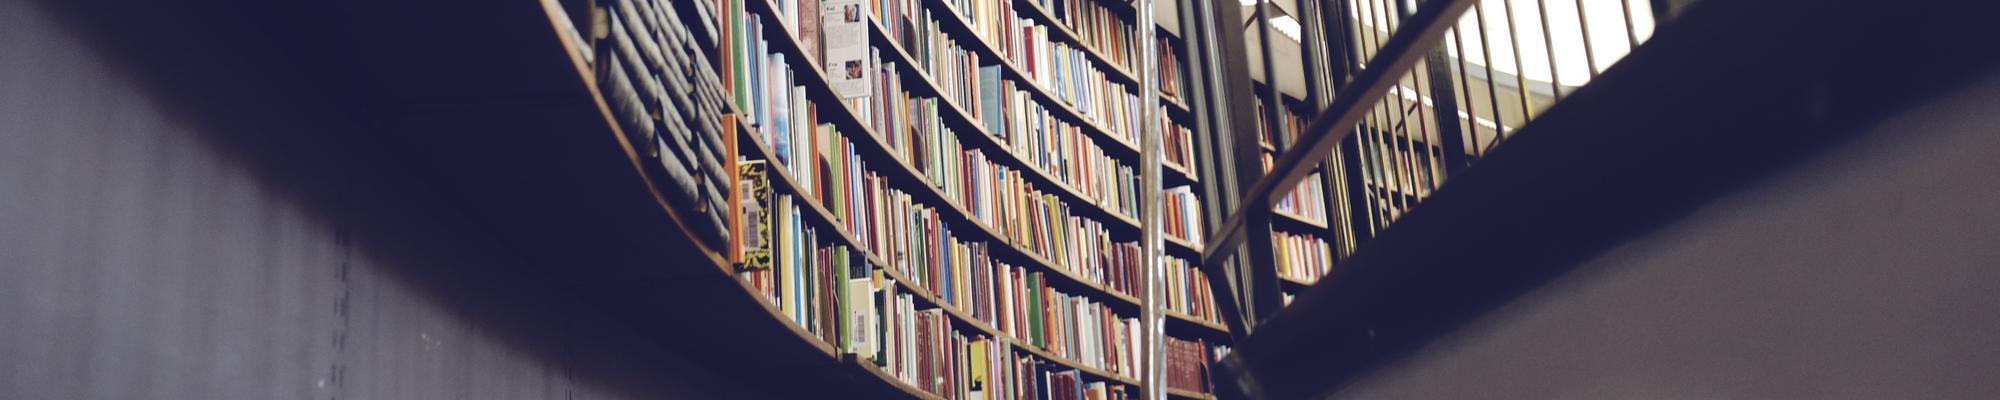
506, 0, 1235, 398
720, 0, 1238, 395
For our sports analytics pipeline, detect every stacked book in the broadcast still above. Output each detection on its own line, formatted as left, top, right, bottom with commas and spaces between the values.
1013, 357, 1133, 400
984, 78, 1141, 217
1164, 336, 1214, 393
869, 3, 984, 111
1158, 36, 1183, 100
1163, 186, 1203, 245
876, 291, 1011, 400
1162, 257, 1221, 325
1161, 111, 1195, 170
1272, 230, 1332, 284
1029, 0, 1138, 73
992, 263, 1140, 379
595, 0, 735, 247
997, 18, 1144, 145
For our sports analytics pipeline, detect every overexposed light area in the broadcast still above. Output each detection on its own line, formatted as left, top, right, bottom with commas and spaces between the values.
1270, 15, 1303, 41
1349, 0, 1654, 87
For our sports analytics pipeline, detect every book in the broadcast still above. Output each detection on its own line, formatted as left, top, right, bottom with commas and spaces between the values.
1272, 230, 1333, 284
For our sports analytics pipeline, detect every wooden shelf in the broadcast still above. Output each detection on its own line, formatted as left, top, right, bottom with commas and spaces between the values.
933, 1, 1203, 186
843, 355, 950, 400
741, 2, 1194, 314
1167, 387, 1216, 399
867, 19, 1151, 237
738, 128, 894, 268
877, 256, 1146, 387
1272, 209, 1330, 231
1013, 0, 1141, 85
1164, 309, 1228, 335
1162, 93, 1193, 115
1279, 275, 1315, 289
925, 1, 1144, 155
1013, 336, 1143, 386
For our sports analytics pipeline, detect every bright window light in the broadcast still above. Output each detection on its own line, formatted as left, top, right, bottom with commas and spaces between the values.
1269, 15, 1302, 41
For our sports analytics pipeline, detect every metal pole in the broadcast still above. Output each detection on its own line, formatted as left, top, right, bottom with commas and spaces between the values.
1137, 0, 1166, 397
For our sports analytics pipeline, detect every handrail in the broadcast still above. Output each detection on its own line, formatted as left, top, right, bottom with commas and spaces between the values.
1200, 0, 1476, 270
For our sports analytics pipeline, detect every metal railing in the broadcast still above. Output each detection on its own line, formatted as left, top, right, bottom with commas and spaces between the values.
1200, 0, 1663, 331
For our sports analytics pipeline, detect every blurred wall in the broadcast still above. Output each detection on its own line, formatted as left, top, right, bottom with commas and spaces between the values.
1329, 72, 2000, 398
0, 0, 741, 398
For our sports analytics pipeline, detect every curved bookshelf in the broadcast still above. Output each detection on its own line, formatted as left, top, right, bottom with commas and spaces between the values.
861, 17, 1214, 257
524, 0, 1234, 396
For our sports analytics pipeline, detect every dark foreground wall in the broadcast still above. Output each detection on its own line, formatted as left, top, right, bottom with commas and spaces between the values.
1330, 73, 2000, 398
0, 1, 742, 398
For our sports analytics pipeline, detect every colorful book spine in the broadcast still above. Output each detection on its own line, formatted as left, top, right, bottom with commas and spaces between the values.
867, 4, 983, 117
1161, 257, 1221, 325
1272, 230, 1333, 284
1163, 186, 1203, 246
1029, 0, 1138, 73
1158, 36, 1183, 99
987, 83, 1141, 218
993, 263, 1140, 380
1164, 336, 1216, 393
1161, 109, 1194, 169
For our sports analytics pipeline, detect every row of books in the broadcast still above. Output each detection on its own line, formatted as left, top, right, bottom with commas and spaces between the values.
940, 0, 1147, 145
997, 18, 1145, 145
875, 282, 1155, 400
847, 54, 978, 215
730, 10, 829, 197
735, 165, 853, 344
1027, 0, 1139, 74
597, 0, 734, 248
1161, 109, 1194, 170
876, 289, 996, 399
738, 42, 1157, 333
871, 0, 986, 113
1164, 336, 1215, 393
1272, 230, 1332, 284
986, 75, 1141, 217
1161, 256, 1221, 325
997, 266, 1141, 378
804, 101, 1154, 341
766, 0, 825, 65
1158, 36, 1183, 100
1162, 187, 1203, 245
1255, 96, 1307, 149
745, 158, 1146, 399
727, 3, 1226, 396
1265, 151, 1328, 224
1014, 356, 1134, 400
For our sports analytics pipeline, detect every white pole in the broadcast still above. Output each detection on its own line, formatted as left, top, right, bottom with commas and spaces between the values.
1137, 0, 1166, 397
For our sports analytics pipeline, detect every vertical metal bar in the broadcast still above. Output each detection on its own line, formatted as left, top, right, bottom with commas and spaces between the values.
1196, 0, 1270, 338
1473, 1, 1511, 147
1424, 47, 1470, 174
1136, 0, 1165, 397
1535, 0, 1564, 99
1448, 27, 1481, 157
1619, 0, 1639, 48
1501, 0, 1536, 120
1412, 58, 1444, 195
1249, 0, 1286, 325
1574, 0, 1600, 76
1319, 0, 1361, 261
